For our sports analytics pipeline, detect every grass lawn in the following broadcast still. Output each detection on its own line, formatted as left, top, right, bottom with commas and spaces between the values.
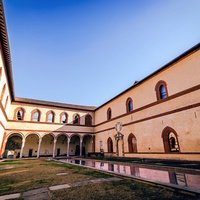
0, 159, 198, 200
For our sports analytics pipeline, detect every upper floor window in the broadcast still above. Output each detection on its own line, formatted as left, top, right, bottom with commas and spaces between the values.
14, 108, 25, 120
126, 97, 133, 113
85, 114, 92, 126
73, 114, 80, 125
60, 112, 68, 123
32, 110, 40, 122
155, 80, 168, 100
107, 108, 112, 120
46, 111, 55, 123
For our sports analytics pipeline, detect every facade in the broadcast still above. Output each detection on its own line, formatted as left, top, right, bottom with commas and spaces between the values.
0, 1, 199, 161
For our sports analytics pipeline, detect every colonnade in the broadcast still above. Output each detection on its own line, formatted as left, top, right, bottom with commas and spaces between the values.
2, 133, 95, 159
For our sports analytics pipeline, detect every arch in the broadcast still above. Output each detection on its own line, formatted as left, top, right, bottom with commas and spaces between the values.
31, 109, 41, 122
128, 133, 137, 153
56, 134, 68, 156
107, 137, 113, 153
82, 134, 93, 156
0, 83, 6, 101
40, 134, 54, 157
4, 133, 23, 158
24, 133, 39, 157
155, 80, 168, 100
14, 107, 25, 120
162, 126, 180, 153
60, 112, 68, 123
70, 134, 81, 156
126, 97, 133, 113
46, 110, 55, 123
73, 113, 80, 125
107, 108, 112, 121
85, 114, 92, 126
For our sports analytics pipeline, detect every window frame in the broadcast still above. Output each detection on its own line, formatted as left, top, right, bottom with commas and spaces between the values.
155, 80, 168, 100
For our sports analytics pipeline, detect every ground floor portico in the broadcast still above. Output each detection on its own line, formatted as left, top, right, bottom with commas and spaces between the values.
2, 132, 95, 159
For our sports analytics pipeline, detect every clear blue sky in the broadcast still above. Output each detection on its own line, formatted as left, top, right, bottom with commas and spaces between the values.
3, 0, 200, 106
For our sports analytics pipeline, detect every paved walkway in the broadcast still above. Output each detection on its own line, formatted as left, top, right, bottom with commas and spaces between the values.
0, 177, 122, 200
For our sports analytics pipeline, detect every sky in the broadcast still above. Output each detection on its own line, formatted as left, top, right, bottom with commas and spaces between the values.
3, 0, 200, 107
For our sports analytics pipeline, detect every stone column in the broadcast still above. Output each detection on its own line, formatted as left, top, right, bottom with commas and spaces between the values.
52, 138, 57, 158
67, 137, 70, 157
37, 138, 42, 158
20, 137, 25, 158
80, 136, 83, 156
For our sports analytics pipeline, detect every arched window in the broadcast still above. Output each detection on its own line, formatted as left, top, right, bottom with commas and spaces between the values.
60, 112, 68, 123
0, 83, 6, 101
155, 80, 168, 100
162, 127, 180, 153
107, 108, 112, 121
32, 110, 40, 122
46, 111, 55, 123
126, 97, 133, 113
73, 114, 80, 125
14, 108, 25, 120
128, 133, 137, 153
107, 137, 113, 153
85, 114, 92, 126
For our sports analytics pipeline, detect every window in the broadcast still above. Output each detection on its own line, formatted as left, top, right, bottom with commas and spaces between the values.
126, 97, 133, 113
73, 114, 80, 125
162, 127, 180, 153
0, 83, 6, 101
107, 108, 112, 120
46, 111, 55, 123
32, 110, 40, 122
14, 108, 25, 120
107, 137, 113, 153
85, 114, 92, 126
128, 133, 137, 153
60, 112, 68, 123
155, 80, 168, 100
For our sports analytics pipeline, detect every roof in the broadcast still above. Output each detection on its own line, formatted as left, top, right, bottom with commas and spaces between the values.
0, 0, 15, 100
95, 42, 200, 111
15, 97, 96, 111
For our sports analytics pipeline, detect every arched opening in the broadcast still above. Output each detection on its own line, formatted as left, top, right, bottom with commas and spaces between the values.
56, 134, 68, 156
3, 133, 22, 158
82, 135, 93, 156
85, 114, 92, 126
162, 127, 180, 153
69, 135, 80, 156
126, 97, 133, 113
107, 137, 113, 153
107, 108, 112, 120
46, 111, 55, 123
155, 80, 168, 100
128, 133, 137, 153
60, 112, 68, 123
73, 114, 80, 125
24, 134, 39, 157
32, 110, 40, 122
14, 108, 25, 120
40, 134, 54, 157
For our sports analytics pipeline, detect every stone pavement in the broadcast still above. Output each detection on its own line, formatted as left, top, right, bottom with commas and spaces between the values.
0, 177, 122, 200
